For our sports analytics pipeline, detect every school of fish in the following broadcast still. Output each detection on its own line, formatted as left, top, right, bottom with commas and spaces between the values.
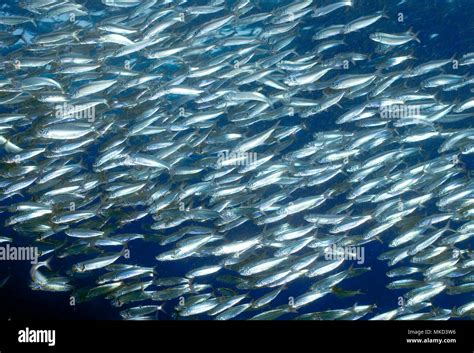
1, 0, 474, 320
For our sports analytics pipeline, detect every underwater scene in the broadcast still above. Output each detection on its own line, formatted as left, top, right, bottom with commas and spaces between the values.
0, 0, 474, 321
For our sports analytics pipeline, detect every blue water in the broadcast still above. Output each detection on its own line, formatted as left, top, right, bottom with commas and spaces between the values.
0, 0, 473, 320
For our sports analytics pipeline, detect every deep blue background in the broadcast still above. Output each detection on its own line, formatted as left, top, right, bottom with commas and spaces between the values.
0, 0, 473, 320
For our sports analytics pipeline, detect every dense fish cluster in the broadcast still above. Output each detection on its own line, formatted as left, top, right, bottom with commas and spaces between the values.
1, 0, 474, 320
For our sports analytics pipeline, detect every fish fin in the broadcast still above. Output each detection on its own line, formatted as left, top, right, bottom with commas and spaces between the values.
408, 49, 418, 61
71, 31, 81, 43
430, 306, 441, 316
439, 66, 447, 74
270, 119, 281, 132
417, 203, 427, 210
253, 1, 263, 11
19, 27, 29, 44
42, 256, 54, 271
443, 220, 456, 234
413, 31, 421, 43
288, 305, 298, 314
374, 66, 385, 78
157, 304, 167, 317
323, 189, 335, 200
4, 139, 23, 153
332, 286, 348, 298
339, 169, 349, 177
375, 235, 384, 245
168, 165, 176, 178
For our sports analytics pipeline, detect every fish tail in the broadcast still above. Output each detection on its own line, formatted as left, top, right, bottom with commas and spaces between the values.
413, 30, 421, 43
